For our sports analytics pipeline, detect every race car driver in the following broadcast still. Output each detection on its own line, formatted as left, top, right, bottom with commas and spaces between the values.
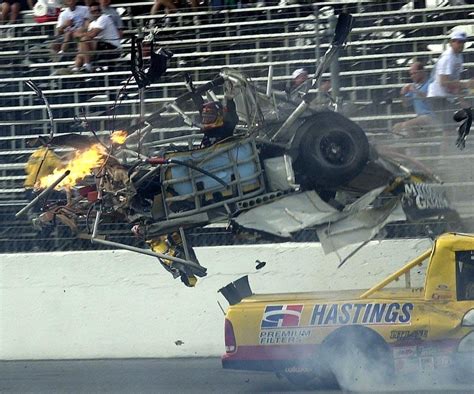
200, 84, 239, 147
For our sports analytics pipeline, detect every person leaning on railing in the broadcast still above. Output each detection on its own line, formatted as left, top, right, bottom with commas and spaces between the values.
71, 1, 122, 73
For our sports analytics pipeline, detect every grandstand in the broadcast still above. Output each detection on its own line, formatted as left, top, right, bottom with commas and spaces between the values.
0, 0, 472, 252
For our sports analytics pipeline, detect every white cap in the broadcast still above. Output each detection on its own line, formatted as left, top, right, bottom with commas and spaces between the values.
33, 1, 47, 16
291, 68, 308, 79
450, 30, 467, 41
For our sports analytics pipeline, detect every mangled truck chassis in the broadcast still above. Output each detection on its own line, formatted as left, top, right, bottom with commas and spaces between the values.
17, 14, 471, 286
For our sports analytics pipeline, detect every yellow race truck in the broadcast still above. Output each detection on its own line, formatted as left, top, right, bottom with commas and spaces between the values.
220, 233, 474, 389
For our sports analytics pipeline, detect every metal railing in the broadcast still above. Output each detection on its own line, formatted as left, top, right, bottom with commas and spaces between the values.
0, 1, 473, 252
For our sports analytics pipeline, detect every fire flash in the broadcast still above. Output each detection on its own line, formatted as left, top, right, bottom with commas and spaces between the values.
110, 130, 128, 145
37, 144, 106, 189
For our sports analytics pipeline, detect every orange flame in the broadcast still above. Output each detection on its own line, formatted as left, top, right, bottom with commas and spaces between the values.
111, 130, 128, 145
37, 143, 107, 189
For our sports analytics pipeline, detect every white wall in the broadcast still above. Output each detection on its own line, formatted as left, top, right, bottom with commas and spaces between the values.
0, 238, 432, 360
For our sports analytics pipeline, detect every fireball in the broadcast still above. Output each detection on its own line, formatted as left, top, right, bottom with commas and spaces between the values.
37, 143, 107, 189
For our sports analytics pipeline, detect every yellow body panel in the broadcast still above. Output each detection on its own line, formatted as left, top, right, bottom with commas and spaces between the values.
228, 296, 470, 346
223, 233, 474, 373
24, 147, 63, 188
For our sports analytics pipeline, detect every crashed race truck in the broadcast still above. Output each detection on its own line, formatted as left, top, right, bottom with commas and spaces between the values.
20, 13, 470, 287
220, 232, 474, 389
25, 70, 464, 287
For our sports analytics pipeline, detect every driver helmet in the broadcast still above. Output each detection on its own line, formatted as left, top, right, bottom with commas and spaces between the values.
201, 101, 224, 130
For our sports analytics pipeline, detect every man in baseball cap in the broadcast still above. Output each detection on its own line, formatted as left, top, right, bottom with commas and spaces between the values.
291, 68, 309, 87
427, 30, 472, 127
450, 30, 467, 42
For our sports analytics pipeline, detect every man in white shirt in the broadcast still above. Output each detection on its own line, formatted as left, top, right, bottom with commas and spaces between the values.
427, 30, 472, 126
99, 0, 123, 34
72, 1, 122, 73
52, 0, 89, 55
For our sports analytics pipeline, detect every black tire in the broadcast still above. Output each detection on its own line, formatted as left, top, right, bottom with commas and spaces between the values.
298, 112, 369, 187
322, 326, 395, 391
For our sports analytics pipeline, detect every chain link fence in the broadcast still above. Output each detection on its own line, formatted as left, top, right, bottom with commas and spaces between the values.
0, 0, 473, 254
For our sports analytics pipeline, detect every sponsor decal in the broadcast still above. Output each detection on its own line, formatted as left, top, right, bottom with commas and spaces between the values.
403, 183, 449, 210
431, 293, 452, 300
261, 304, 303, 328
393, 346, 417, 358
418, 344, 455, 357
285, 366, 312, 374
419, 356, 435, 370
260, 304, 310, 345
434, 355, 452, 368
395, 357, 419, 372
390, 330, 428, 341
259, 329, 311, 345
402, 183, 452, 221
310, 303, 414, 326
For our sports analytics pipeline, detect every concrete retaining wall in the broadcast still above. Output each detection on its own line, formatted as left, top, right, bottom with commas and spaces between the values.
0, 238, 432, 360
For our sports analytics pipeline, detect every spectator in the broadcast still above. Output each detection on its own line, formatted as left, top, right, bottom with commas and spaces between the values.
285, 68, 331, 108
392, 62, 435, 137
52, 0, 90, 56
150, 0, 198, 26
1, 0, 33, 24
290, 68, 309, 88
72, 1, 122, 73
151, 0, 198, 14
33, 0, 61, 24
427, 30, 473, 127
209, 0, 238, 11
285, 68, 310, 101
99, 0, 123, 35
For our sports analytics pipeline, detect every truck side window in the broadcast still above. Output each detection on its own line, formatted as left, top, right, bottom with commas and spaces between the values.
456, 251, 474, 301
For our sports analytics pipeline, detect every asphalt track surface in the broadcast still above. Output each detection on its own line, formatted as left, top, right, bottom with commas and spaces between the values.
0, 358, 472, 394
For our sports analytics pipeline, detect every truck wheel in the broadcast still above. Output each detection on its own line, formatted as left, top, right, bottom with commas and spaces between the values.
282, 371, 337, 390
322, 326, 394, 390
298, 112, 369, 187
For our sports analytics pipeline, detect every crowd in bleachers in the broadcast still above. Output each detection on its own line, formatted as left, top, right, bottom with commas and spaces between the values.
0, 0, 473, 252
0, 1, 471, 138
